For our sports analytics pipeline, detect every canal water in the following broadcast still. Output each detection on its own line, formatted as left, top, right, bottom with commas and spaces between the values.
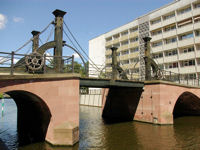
1, 99, 200, 150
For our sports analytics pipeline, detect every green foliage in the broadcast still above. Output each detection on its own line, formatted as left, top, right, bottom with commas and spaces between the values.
0, 93, 4, 99
64, 61, 89, 77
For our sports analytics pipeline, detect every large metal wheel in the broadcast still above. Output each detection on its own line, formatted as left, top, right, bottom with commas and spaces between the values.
25, 52, 44, 71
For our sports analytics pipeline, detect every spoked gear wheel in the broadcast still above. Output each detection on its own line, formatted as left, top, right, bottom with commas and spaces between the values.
25, 52, 44, 71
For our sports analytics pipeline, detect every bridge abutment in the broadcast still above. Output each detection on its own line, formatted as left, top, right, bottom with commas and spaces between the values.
102, 81, 200, 125
0, 75, 80, 146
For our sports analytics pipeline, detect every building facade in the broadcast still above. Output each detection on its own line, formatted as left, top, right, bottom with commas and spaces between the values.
89, 0, 200, 80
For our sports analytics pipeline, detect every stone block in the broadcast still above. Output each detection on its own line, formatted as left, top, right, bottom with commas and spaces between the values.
51, 122, 79, 146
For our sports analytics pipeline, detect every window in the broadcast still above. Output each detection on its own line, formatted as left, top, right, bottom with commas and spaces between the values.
179, 32, 193, 40
130, 47, 139, 53
165, 62, 178, 69
130, 27, 138, 33
113, 43, 120, 48
181, 59, 195, 67
194, 3, 200, 9
165, 49, 177, 57
165, 37, 177, 44
151, 18, 161, 25
121, 30, 128, 36
106, 37, 112, 42
130, 37, 138, 43
195, 30, 200, 36
163, 13, 175, 20
151, 29, 162, 36
152, 41, 162, 47
180, 46, 194, 54
196, 44, 200, 50
153, 52, 163, 59
121, 50, 129, 56
164, 25, 176, 32
121, 40, 129, 46
113, 34, 120, 39
178, 6, 191, 15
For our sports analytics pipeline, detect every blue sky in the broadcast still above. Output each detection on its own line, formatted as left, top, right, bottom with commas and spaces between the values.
0, 0, 172, 62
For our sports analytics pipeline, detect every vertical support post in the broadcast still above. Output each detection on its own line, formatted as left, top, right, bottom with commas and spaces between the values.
10, 51, 14, 75
143, 37, 152, 81
72, 55, 74, 73
43, 54, 46, 73
52, 9, 66, 73
187, 74, 189, 85
178, 73, 181, 84
111, 47, 118, 80
31, 31, 40, 52
169, 71, 172, 81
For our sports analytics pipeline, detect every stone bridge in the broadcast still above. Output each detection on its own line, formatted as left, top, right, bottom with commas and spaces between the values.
1, 74, 200, 147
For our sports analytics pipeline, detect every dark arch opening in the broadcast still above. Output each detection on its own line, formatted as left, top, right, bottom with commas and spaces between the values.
5, 90, 51, 146
173, 92, 200, 119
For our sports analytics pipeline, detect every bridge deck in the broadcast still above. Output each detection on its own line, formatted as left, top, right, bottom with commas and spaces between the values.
80, 77, 144, 88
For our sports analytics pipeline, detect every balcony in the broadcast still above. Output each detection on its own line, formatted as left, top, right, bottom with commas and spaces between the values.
196, 50, 200, 57
163, 30, 176, 39
105, 40, 112, 47
178, 38, 194, 47
120, 35, 129, 42
179, 52, 195, 61
112, 39, 120, 45
163, 43, 177, 51
194, 22, 200, 30
119, 55, 129, 61
129, 32, 138, 38
151, 34, 162, 42
165, 68, 179, 73
164, 55, 178, 63
197, 65, 200, 72
151, 45, 163, 53
162, 17, 176, 26
129, 52, 139, 59
120, 45, 129, 51
179, 66, 196, 74
105, 50, 112, 55
129, 42, 139, 48
105, 58, 112, 64
176, 11, 193, 22
195, 36, 200, 43
177, 24, 193, 35
150, 22, 162, 31
193, 8, 200, 16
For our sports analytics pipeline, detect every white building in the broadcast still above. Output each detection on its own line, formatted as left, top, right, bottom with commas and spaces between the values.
89, 0, 200, 80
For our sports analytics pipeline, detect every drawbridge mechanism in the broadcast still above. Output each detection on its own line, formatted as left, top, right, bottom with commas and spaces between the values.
143, 37, 163, 80
110, 47, 128, 80
25, 52, 44, 71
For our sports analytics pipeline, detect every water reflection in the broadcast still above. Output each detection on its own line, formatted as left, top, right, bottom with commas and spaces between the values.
1, 99, 200, 150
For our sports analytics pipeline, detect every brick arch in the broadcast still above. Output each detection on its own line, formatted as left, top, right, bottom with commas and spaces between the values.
173, 91, 200, 118
4, 90, 51, 146
0, 78, 80, 145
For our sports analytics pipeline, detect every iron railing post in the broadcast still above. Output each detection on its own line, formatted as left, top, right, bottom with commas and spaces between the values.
169, 71, 172, 81
178, 73, 180, 84
72, 55, 74, 73
10, 51, 14, 75
43, 54, 46, 73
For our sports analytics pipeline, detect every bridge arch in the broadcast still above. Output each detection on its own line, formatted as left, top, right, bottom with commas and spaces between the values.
4, 90, 51, 146
173, 91, 200, 119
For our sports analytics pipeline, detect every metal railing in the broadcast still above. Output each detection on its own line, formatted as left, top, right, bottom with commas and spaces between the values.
0, 51, 75, 75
